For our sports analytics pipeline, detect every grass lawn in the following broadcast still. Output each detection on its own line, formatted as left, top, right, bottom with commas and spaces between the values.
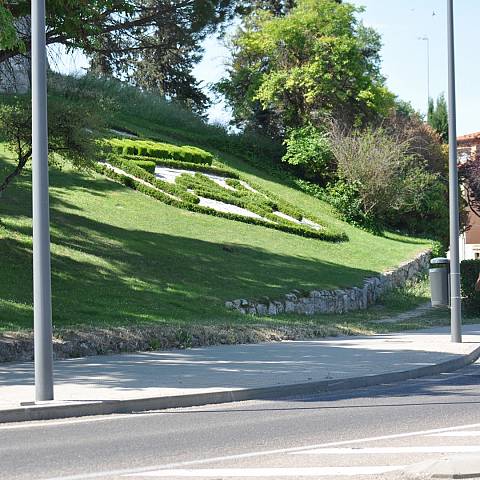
0, 138, 433, 332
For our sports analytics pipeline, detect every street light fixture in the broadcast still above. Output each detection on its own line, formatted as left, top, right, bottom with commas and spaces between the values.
447, 0, 462, 343
32, 0, 54, 400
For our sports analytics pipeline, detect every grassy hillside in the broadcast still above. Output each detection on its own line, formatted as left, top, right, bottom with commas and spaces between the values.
0, 79, 432, 332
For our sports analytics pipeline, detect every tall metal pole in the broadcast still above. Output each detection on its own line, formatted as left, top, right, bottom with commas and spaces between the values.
32, 0, 54, 400
447, 0, 462, 343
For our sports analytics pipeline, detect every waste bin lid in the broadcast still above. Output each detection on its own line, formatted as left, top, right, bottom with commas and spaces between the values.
431, 257, 450, 265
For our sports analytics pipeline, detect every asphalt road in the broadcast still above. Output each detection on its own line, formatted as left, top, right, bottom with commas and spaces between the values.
2, 361, 480, 480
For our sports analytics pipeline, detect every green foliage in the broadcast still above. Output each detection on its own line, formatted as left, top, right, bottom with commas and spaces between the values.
217, 0, 394, 136
282, 125, 334, 182
327, 123, 449, 238
0, 5, 22, 51
0, 86, 106, 194
428, 94, 449, 144
326, 180, 379, 232
460, 260, 480, 311
1, 2, 236, 112
132, 160, 156, 174
105, 156, 198, 204
65, 75, 284, 170
105, 138, 214, 165
430, 240, 445, 259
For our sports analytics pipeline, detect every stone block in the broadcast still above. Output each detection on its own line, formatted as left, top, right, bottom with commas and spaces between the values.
285, 301, 296, 313
256, 304, 268, 315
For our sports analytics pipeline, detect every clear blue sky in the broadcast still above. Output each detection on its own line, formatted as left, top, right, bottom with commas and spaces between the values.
193, 0, 480, 135
55, 1, 479, 135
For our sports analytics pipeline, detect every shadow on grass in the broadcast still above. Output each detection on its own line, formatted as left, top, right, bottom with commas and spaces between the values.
0, 167, 377, 331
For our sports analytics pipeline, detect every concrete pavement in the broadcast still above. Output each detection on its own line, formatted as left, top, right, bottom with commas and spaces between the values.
1, 324, 480, 423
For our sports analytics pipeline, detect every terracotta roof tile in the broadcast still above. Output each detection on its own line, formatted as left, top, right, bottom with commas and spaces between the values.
458, 132, 480, 143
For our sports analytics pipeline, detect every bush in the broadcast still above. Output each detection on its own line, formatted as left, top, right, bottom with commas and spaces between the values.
326, 180, 380, 232
282, 125, 335, 183
328, 123, 449, 238
461, 260, 480, 311
132, 160, 156, 174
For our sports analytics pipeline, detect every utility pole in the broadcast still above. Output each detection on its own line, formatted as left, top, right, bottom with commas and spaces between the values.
32, 0, 54, 400
447, 0, 462, 343
418, 36, 430, 113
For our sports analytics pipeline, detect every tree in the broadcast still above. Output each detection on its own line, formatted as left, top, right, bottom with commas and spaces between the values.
459, 156, 480, 218
386, 102, 448, 176
0, 76, 110, 196
216, 0, 394, 137
427, 93, 449, 144
0, 1, 236, 113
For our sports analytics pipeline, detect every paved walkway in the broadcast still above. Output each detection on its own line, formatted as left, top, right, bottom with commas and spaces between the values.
1, 324, 480, 422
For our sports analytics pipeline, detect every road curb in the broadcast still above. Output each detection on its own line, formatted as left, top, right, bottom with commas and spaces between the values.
2, 345, 480, 424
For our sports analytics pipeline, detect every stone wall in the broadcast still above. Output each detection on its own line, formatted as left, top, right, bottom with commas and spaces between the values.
226, 250, 431, 316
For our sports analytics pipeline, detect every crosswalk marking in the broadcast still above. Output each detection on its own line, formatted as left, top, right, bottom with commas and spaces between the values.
291, 445, 480, 455
125, 466, 405, 477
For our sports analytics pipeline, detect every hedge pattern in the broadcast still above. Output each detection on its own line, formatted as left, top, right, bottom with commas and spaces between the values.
121, 154, 240, 178
132, 160, 156, 174
105, 138, 214, 165
95, 160, 347, 242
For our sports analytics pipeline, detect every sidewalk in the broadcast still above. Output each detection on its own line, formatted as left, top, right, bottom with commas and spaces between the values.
1, 324, 480, 423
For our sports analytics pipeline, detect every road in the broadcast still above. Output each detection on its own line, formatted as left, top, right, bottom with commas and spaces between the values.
2, 361, 480, 480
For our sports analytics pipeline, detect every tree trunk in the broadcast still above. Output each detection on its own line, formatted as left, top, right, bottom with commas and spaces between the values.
0, 151, 31, 196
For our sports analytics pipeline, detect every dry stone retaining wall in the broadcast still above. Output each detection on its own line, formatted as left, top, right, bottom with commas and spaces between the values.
226, 250, 431, 316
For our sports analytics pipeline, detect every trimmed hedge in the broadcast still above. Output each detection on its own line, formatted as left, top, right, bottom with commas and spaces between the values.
132, 160, 156, 174
95, 162, 347, 242
461, 260, 480, 311
106, 156, 199, 204
105, 138, 214, 165
121, 155, 240, 178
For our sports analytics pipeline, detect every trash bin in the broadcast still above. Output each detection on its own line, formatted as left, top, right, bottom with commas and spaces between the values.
429, 257, 450, 307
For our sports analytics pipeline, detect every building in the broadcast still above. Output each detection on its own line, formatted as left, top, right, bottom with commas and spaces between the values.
458, 132, 480, 260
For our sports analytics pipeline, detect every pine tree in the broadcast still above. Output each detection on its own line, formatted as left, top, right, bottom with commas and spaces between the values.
428, 94, 449, 144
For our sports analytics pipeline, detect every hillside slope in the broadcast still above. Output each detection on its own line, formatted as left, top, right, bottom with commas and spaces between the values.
0, 82, 431, 331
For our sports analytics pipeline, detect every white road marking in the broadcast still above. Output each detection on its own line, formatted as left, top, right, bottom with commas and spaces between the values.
41, 421, 480, 480
426, 430, 480, 437
292, 446, 480, 455
125, 466, 404, 477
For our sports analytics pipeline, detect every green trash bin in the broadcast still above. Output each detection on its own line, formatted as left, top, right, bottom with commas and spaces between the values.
429, 257, 450, 307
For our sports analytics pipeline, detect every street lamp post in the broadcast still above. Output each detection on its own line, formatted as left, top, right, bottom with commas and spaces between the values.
418, 36, 430, 112
447, 0, 462, 343
32, 0, 54, 400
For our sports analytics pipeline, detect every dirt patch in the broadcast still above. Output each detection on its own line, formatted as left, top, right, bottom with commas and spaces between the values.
0, 323, 358, 363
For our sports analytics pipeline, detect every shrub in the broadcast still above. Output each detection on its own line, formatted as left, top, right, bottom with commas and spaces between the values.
282, 125, 335, 183
326, 180, 379, 232
132, 160, 156, 174
460, 260, 480, 311
328, 123, 449, 238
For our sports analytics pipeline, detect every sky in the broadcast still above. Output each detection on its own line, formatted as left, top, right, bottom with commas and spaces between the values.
55, 1, 480, 135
